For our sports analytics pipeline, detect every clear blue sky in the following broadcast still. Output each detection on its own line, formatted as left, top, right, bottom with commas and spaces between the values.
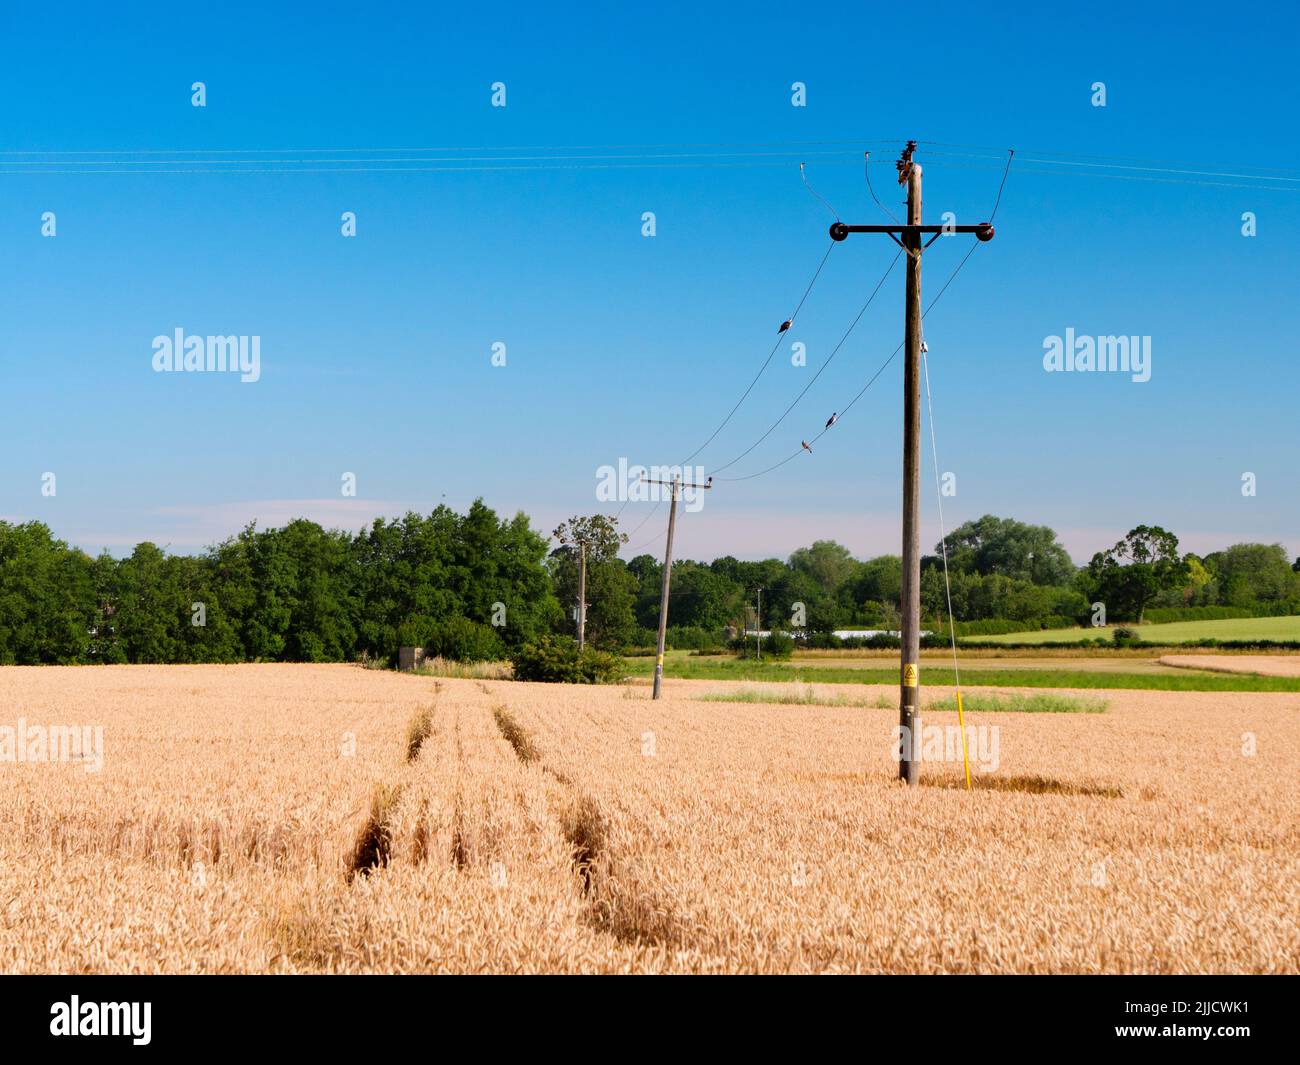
1, 1, 1296, 565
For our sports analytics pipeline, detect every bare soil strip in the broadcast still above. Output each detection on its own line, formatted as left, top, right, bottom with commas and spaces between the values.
1160, 654, 1300, 678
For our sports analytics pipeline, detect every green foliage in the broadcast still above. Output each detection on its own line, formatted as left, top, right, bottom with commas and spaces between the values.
667, 564, 742, 631
937, 515, 1076, 586
621, 656, 1300, 692
6, 504, 1295, 668
926, 692, 1108, 714
850, 555, 902, 609
1202, 543, 1299, 607
0, 502, 559, 666
921, 567, 1089, 625
949, 616, 1078, 636
1086, 525, 1189, 623
510, 635, 624, 684
698, 684, 869, 707
733, 630, 794, 659
425, 616, 507, 662
1111, 626, 1142, 647
550, 513, 635, 650
788, 540, 857, 595
1142, 604, 1296, 624
801, 631, 844, 649
0, 522, 95, 664
354, 503, 558, 660
664, 625, 727, 651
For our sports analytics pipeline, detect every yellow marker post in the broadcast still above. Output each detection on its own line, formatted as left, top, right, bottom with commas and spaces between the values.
955, 690, 971, 790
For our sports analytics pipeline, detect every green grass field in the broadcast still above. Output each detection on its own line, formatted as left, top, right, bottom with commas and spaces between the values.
697, 685, 1108, 713
964, 615, 1300, 645
623, 652, 1300, 692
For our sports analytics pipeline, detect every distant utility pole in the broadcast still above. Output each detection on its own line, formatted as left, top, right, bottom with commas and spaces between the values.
829, 141, 995, 785
755, 587, 763, 661
644, 472, 713, 699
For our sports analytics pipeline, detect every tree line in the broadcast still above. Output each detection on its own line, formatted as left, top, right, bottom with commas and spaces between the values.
1, 506, 1297, 664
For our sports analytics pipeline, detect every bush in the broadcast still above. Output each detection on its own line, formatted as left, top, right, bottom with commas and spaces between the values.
765, 632, 795, 657
511, 635, 624, 684
864, 632, 901, 649
425, 616, 506, 663
801, 632, 843, 649
733, 631, 795, 659
395, 615, 440, 650
1143, 604, 1299, 624
665, 625, 727, 652
1112, 626, 1142, 647
949, 616, 1080, 637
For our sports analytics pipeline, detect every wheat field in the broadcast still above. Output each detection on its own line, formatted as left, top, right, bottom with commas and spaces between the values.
1, 664, 1296, 973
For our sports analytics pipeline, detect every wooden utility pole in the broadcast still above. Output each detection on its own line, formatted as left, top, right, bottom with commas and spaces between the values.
755, 587, 763, 661
576, 541, 587, 649
899, 156, 923, 786
828, 142, 995, 785
644, 472, 713, 699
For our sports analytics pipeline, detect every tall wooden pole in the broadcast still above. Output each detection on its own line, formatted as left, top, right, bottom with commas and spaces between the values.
825, 143, 995, 784
577, 541, 587, 650
899, 162, 923, 786
651, 480, 679, 700
642, 472, 711, 699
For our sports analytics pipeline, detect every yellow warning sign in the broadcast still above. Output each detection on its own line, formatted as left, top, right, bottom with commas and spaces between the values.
902, 663, 918, 687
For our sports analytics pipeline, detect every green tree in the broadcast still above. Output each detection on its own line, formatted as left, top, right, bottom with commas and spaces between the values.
114, 542, 186, 662
0, 522, 95, 664
667, 562, 741, 631
939, 515, 1076, 586
551, 514, 635, 650
1203, 543, 1297, 607
1087, 526, 1189, 623
850, 555, 902, 618
788, 540, 857, 597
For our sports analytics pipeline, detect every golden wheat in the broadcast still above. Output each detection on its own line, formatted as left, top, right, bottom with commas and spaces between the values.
1, 665, 1295, 973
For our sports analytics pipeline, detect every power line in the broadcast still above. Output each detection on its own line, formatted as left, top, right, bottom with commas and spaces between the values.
922, 338, 972, 791
717, 238, 983, 483
614, 228, 842, 525
0, 138, 904, 156
989, 149, 1015, 221
622, 498, 664, 541
864, 151, 901, 223
0, 148, 874, 170
4, 130, 1297, 184
917, 151, 1300, 193
677, 239, 837, 467
921, 345, 961, 691
709, 248, 902, 475
798, 161, 840, 221
0, 159, 877, 177
7, 137, 1297, 189
928, 146, 1300, 184
716, 142, 1002, 486
917, 138, 1300, 178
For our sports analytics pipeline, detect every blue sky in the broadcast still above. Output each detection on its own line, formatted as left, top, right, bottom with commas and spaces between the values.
1, 1, 1297, 565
